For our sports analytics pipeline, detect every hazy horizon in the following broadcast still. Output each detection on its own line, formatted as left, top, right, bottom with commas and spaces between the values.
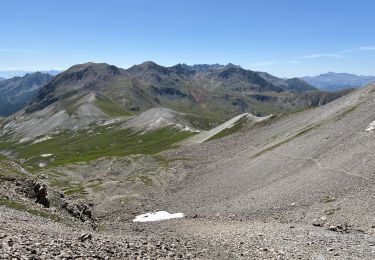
1, 62, 375, 80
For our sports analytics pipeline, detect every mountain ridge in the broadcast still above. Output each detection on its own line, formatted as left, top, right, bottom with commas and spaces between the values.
0, 69, 61, 79
0, 72, 53, 116
24, 61, 343, 117
302, 72, 375, 91
1, 61, 354, 141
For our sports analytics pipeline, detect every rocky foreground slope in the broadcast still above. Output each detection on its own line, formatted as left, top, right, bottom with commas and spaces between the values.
1, 83, 375, 259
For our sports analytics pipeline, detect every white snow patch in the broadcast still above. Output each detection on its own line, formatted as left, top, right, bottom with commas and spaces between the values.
175, 123, 201, 133
38, 162, 47, 168
365, 120, 375, 132
100, 119, 119, 126
33, 136, 52, 144
133, 211, 184, 222
40, 154, 53, 157
18, 137, 32, 144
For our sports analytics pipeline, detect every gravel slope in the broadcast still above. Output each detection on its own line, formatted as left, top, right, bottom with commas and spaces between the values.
2, 92, 110, 138
158, 83, 375, 226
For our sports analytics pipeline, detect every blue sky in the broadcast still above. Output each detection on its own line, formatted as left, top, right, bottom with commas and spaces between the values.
0, 0, 374, 77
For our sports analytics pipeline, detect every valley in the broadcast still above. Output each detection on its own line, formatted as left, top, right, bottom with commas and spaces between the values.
2, 1, 375, 258
1, 61, 375, 259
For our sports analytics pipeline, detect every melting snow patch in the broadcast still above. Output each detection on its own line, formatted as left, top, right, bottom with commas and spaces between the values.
365, 120, 375, 132
40, 154, 53, 157
133, 211, 184, 222
33, 136, 52, 144
38, 162, 47, 168
18, 137, 32, 144
100, 119, 118, 126
174, 123, 200, 133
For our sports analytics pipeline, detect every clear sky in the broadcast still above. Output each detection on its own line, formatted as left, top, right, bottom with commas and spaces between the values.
1, 0, 374, 77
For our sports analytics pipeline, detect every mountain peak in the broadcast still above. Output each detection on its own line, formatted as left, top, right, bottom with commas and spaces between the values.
25, 63, 123, 113
56, 62, 122, 83
126, 61, 170, 75
225, 63, 241, 68
141, 61, 159, 67
169, 63, 195, 75
67, 62, 121, 74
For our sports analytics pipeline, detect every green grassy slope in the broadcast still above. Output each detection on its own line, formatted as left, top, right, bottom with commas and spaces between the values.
0, 124, 194, 170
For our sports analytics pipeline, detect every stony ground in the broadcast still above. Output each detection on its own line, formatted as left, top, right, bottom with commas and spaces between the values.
2, 205, 375, 259
2, 84, 375, 259
0, 206, 232, 260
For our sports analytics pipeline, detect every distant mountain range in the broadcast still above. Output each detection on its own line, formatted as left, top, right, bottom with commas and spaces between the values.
0, 62, 364, 215
0, 62, 355, 128
25, 62, 345, 118
0, 72, 53, 116
0, 70, 60, 79
301, 72, 375, 91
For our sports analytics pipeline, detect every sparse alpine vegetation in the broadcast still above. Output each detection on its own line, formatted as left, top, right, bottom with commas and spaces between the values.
0, 123, 194, 170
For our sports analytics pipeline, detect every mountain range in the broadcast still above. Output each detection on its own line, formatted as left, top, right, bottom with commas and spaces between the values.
2, 63, 364, 122
302, 72, 375, 91
0, 69, 60, 79
0, 60, 355, 170
0, 72, 53, 116
0, 61, 356, 141
0, 66, 372, 124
